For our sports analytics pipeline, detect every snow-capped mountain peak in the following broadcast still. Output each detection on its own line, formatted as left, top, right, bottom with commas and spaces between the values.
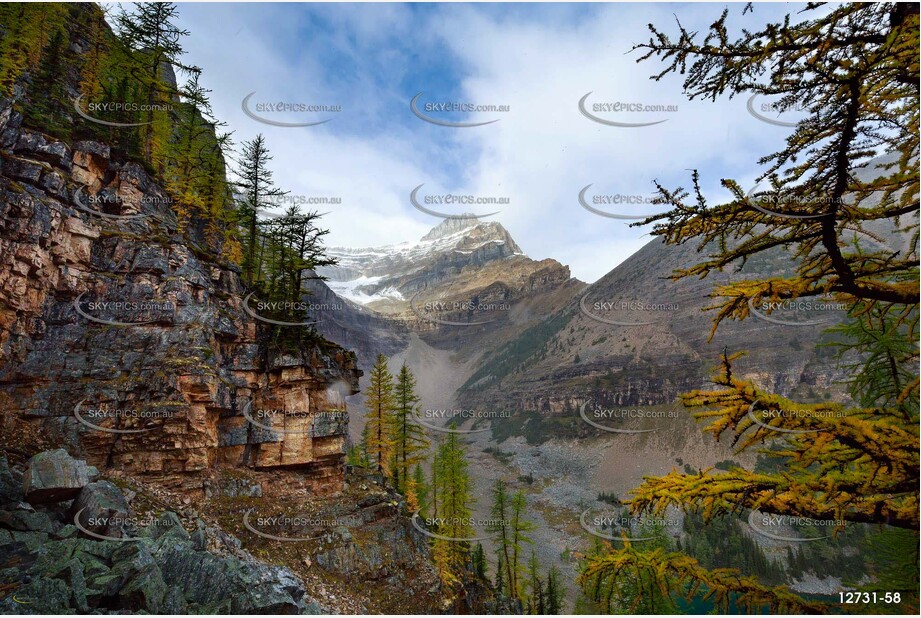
319, 218, 523, 305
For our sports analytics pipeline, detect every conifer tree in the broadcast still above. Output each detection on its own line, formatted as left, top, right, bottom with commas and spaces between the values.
429, 447, 440, 519
430, 427, 474, 588
489, 480, 534, 600
0, 4, 68, 95
115, 2, 191, 160
28, 28, 66, 133
233, 134, 288, 286
78, 6, 108, 104
162, 71, 226, 231
363, 354, 396, 477
392, 364, 430, 498
471, 543, 487, 581
509, 490, 534, 596
581, 3, 919, 612
526, 550, 544, 615
495, 552, 506, 596
546, 566, 563, 614
490, 479, 515, 597
411, 463, 429, 516
263, 206, 337, 318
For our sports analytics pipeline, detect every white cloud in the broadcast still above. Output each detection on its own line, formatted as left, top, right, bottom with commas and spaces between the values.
178, 2, 803, 283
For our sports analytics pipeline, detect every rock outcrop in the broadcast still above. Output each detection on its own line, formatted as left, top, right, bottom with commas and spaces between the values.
0, 454, 326, 614
22, 449, 98, 504
0, 98, 360, 497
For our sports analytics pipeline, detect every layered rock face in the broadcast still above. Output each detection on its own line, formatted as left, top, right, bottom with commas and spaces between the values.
0, 100, 360, 497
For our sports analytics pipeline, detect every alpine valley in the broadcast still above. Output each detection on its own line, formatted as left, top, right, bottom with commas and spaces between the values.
0, 2, 916, 615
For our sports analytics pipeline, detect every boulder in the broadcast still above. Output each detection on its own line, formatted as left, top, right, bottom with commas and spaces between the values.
154, 542, 309, 614
0, 505, 53, 533
70, 481, 130, 539
143, 511, 189, 542
23, 449, 98, 504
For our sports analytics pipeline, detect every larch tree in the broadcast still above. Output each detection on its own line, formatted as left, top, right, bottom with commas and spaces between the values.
490, 480, 535, 601
509, 490, 535, 599
163, 70, 225, 232
431, 427, 475, 588
526, 550, 544, 615
364, 354, 396, 477
545, 566, 563, 615
490, 479, 516, 598
411, 463, 429, 516
115, 2, 192, 162
261, 205, 337, 322
581, 2, 919, 613
392, 364, 429, 503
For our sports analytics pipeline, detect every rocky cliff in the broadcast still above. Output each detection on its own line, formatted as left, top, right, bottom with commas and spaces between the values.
0, 99, 360, 497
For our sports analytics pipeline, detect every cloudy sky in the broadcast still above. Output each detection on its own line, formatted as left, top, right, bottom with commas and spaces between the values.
164, 2, 809, 283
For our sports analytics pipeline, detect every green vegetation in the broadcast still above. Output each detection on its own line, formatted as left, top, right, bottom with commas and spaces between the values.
488, 480, 561, 613
391, 363, 430, 506
581, 3, 919, 613
362, 354, 397, 477
429, 427, 475, 588
490, 408, 582, 445
489, 479, 534, 601
596, 491, 622, 506
0, 3, 337, 347
678, 513, 784, 587
581, 525, 679, 614
460, 310, 571, 393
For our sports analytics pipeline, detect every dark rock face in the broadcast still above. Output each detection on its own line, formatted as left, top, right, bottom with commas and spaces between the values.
156, 542, 312, 614
0, 454, 326, 614
0, 97, 361, 496
70, 481, 130, 538
23, 449, 99, 504
0, 456, 21, 503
